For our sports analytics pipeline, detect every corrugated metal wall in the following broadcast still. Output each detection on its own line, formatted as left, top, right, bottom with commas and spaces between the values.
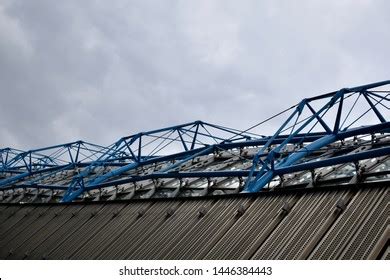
0, 186, 388, 260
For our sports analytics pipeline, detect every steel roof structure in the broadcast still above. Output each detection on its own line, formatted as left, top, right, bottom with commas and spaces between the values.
1, 80, 389, 203
0, 81, 389, 260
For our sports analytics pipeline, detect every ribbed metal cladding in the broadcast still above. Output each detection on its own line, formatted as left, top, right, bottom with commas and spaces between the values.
0, 206, 37, 245
47, 203, 126, 259
273, 191, 345, 259
0, 206, 55, 259
96, 200, 181, 259
126, 199, 215, 259
308, 187, 386, 259
251, 191, 324, 259
381, 245, 390, 260
0, 206, 13, 223
339, 189, 389, 259
161, 198, 252, 260
0, 185, 388, 260
204, 194, 296, 259
4, 205, 68, 259
70, 202, 149, 259
25, 205, 88, 259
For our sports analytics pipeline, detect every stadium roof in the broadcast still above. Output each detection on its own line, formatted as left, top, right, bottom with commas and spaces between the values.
0, 81, 389, 259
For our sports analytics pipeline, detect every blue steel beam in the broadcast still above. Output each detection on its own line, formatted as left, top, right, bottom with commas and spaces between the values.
60, 121, 256, 201
0, 141, 118, 194
0, 132, 331, 191
1, 81, 389, 202
59, 132, 330, 201
82, 122, 389, 195
0, 141, 108, 172
244, 81, 390, 192
15, 144, 387, 192
244, 92, 343, 190
96, 145, 389, 187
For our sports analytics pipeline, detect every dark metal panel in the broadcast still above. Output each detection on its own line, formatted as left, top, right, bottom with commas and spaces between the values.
0, 206, 36, 240
97, 200, 181, 259
47, 203, 127, 259
204, 194, 293, 259
43, 204, 104, 259
368, 225, 390, 259
380, 245, 390, 260
7, 205, 68, 259
126, 199, 215, 259
0, 206, 20, 224
308, 187, 385, 259
276, 190, 347, 259
161, 198, 250, 260
191, 198, 253, 260
339, 188, 389, 259
0, 185, 387, 260
26, 205, 88, 259
251, 191, 325, 259
0, 206, 53, 258
0, 206, 9, 222
297, 190, 357, 259
71, 201, 150, 259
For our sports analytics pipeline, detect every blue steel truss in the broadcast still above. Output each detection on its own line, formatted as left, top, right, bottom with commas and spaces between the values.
244, 80, 390, 192
0, 141, 111, 189
0, 80, 389, 203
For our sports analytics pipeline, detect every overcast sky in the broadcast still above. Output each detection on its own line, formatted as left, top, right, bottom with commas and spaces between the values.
0, 0, 389, 150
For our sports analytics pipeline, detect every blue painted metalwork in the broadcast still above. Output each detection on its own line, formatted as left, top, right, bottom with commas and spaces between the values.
0, 80, 389, 202
0, 141, 110, 188
81, 145, 390, 188
243, 81, 390, 192
60, 121, 257, 202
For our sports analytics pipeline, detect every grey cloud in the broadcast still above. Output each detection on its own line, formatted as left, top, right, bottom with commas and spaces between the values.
0, 0, 389, 150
